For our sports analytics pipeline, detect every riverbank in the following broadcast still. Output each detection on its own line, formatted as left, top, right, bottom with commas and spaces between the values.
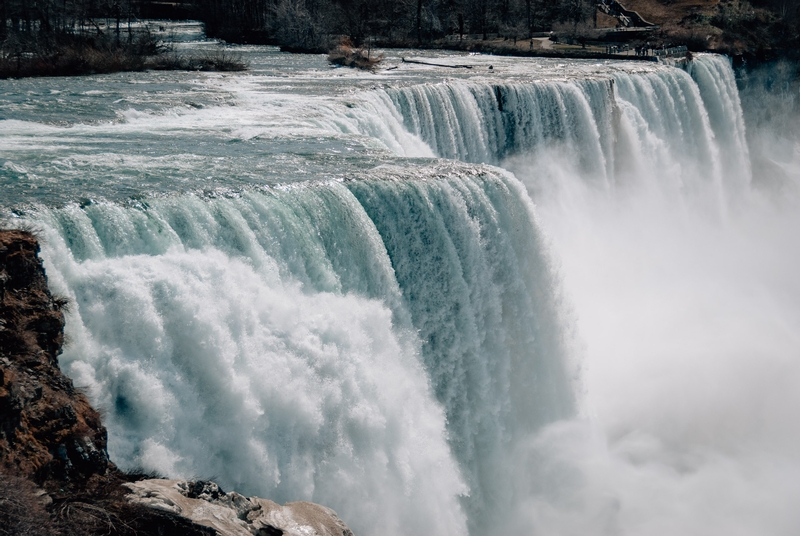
309, 0, 800, 68
390, 37, 665, 62
365, 18, 796, 67
0, 48, 247, 79
0, 34, 246, 79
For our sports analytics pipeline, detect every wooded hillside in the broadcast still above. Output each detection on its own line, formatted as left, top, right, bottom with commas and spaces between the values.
2, 0, 798, 67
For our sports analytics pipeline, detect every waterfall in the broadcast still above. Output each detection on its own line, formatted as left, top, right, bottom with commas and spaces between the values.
368, 79, 614, 179
28, 163, 572, 536
7, 51, 796, 536
364, 55, 750, 211
687, 54, 752, 192
347, 167, 575, 531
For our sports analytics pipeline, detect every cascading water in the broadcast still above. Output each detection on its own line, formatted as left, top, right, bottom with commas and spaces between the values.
367, 78, 615, 178
2, 49, 798, 535
366, 56, 742, 205
23, 162, 573, 535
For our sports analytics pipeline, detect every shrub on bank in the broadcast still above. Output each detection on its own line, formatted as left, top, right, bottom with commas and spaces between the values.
0, 32, 153, 78
0, 33, 247, 79
148, 49, 248, 72
0, 473, 58, 536
327, 38, 383, 71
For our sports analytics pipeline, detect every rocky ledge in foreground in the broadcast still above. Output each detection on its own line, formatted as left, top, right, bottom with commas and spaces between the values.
0, 229, 353, 536
128, 479, 354, 536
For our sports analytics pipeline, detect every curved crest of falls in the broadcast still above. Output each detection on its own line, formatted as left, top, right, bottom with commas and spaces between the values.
2, 47, 799, 535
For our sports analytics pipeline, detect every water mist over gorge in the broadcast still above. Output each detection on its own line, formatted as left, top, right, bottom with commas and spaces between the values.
1, 47, 799, 535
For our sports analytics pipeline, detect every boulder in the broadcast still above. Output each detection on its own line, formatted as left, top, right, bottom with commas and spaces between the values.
126, 479, 355, 536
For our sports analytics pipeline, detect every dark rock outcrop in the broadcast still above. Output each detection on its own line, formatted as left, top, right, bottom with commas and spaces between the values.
0, 230, 111, 490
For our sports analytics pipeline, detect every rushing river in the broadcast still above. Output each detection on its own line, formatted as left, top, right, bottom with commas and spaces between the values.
2, 36, 799, 535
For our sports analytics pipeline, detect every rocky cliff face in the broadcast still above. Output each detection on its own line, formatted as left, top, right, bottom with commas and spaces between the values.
0, 230, 354, 536
0, 230, 111, 489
